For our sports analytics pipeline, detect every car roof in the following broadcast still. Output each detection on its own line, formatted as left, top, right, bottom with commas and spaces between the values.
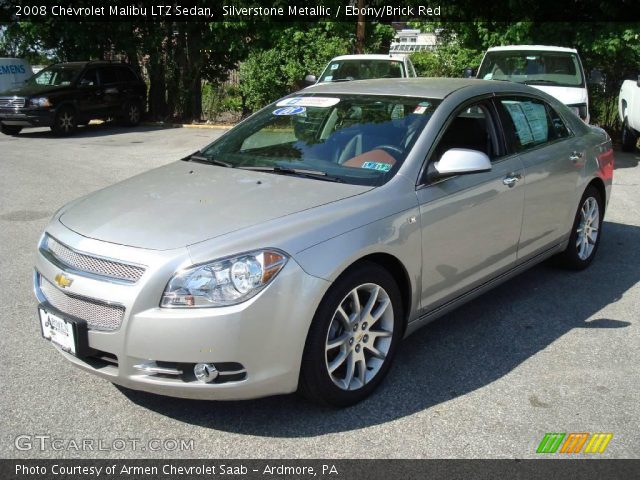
302, 77, 537, 100
330, 54, 406, 61
487, 45, 578, 54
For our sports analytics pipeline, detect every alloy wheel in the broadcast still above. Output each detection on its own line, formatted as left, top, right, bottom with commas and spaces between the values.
58, 112, 75, 133
325, 283, 394, 391
576, 196, 600, 260
128, 104, 140, 124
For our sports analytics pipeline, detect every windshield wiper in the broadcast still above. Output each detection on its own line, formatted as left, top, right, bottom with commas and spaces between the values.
239, 166, 344, 183
523, 79, 560, 85
186, 153, 233, 168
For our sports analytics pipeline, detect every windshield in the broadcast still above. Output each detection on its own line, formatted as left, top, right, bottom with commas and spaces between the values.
27, 65, 82, 87
318, 60, 405, 83
199, 94, 440, 186
478, 51, 585, 87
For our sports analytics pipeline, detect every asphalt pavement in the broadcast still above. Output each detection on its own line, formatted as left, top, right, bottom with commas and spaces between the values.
1, 123, 638, 458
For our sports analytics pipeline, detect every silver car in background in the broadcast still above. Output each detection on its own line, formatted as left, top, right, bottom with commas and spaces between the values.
35, 79, 614, 406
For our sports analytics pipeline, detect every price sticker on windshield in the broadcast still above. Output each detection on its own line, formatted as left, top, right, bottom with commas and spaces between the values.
276, 97, 341, 108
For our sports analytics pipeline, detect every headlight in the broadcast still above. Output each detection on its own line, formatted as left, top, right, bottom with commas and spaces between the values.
31, 97, 51, 108
568, 103, 588, 121
161, 250, 288, 308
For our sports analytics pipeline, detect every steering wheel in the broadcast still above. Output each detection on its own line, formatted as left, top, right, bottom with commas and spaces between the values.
375, 144, 405, 158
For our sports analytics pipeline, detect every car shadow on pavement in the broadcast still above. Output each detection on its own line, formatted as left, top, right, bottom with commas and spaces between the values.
119, 220, 639, 437
13, 122, 175, 139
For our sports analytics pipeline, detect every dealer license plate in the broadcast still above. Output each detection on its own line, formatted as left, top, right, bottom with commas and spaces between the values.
39, 308, 76, 355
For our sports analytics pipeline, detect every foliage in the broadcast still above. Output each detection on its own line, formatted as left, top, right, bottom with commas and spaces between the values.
410, 43, 483, 78
239, 24, 351, 112
202, 82, 242, 121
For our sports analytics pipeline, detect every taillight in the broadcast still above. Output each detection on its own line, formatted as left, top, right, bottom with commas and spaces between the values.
596, 141, 614, 180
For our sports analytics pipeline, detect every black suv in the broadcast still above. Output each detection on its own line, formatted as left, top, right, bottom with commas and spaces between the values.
0, 61, 146, 136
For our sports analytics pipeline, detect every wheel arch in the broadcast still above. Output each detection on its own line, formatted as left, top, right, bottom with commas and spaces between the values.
333, 252, 413, 333
587, 176, 607, 212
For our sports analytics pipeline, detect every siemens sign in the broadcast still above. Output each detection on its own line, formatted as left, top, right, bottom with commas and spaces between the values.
0, 64, 27, 75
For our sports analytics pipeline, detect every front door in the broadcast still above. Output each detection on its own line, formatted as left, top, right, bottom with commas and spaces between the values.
416, 100, 525, 312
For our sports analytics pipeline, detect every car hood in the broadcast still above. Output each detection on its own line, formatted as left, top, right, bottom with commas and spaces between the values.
59, 161, 371, 250
0, 83, 71, 97
525, 84, 587, 105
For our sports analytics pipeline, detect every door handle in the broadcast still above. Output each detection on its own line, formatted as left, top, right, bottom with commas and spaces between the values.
570, 151, 583, 163
503, 172, 522, 188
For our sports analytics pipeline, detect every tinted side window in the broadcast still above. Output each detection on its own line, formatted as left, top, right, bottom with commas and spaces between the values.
79, 68, 98, 86
547, 105, 570, 140
117, 66, 138, 83
99, 67, 118, 85
498, 97, 567, 152
432, 102, 499, 162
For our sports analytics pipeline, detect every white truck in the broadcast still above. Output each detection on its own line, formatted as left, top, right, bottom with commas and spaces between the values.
0, 58, 33, 93
476, 45, 590, 123
619, 77, 640, 151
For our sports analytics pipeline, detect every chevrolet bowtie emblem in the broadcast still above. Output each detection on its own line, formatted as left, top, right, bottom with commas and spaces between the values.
54, 273, 73, 288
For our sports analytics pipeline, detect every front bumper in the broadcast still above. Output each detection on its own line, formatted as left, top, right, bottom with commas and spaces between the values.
0, 107, 54, 127
34, 223, 330, 400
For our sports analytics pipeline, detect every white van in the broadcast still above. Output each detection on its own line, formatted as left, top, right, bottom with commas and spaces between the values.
476, 46, 590, 123
0, 58, 33, 93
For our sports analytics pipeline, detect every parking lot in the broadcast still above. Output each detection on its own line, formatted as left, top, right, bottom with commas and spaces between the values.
1, 123, 638, 458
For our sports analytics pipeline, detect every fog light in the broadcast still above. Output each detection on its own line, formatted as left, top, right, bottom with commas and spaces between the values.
194, 363, 218, 383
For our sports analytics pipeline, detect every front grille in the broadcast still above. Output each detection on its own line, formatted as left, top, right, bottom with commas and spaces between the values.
39, 275, 125, 331
0, 97, 25, 108
43, 235, 145, 283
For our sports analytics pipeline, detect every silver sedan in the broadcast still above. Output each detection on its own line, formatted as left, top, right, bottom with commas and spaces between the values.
34, 78, 614, 406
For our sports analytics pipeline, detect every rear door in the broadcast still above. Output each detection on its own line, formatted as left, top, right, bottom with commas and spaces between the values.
416, 98, 525, 312
494, 95, 583, 260
98, 66, 125, 116
76, 67, 104, 119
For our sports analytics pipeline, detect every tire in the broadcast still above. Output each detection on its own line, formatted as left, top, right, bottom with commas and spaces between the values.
298, 262, 404, 406
1, 124, 22, 136
556, 185, 604, 270
121, 101, 142, 127
621, 117, 638, 152
51, 106, 77, 136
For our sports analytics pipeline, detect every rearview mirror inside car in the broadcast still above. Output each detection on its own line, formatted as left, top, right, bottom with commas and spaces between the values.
433, 148, 492, 179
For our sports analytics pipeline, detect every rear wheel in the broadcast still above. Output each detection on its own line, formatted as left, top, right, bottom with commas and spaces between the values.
1, 124, 22, 136
51, 106, 77, 136
121, 101, 142, 126
299, 262, 403, 406
621, 117, 638, 152
556, 185, 603, 270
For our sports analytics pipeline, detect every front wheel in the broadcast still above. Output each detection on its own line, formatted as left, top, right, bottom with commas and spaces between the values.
51, 106, 77, 136
299, 262, 403, 406
621, 117, 638, 152
556, 185, 604, 270
1, 124, 22, 136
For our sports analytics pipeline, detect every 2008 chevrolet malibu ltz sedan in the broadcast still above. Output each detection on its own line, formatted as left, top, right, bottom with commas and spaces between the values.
35, 78, 614, 406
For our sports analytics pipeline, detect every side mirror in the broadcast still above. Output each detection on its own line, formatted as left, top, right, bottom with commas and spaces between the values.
463, 67, 476, 78
304, 74, 317, 85
433, 148, 491, 179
